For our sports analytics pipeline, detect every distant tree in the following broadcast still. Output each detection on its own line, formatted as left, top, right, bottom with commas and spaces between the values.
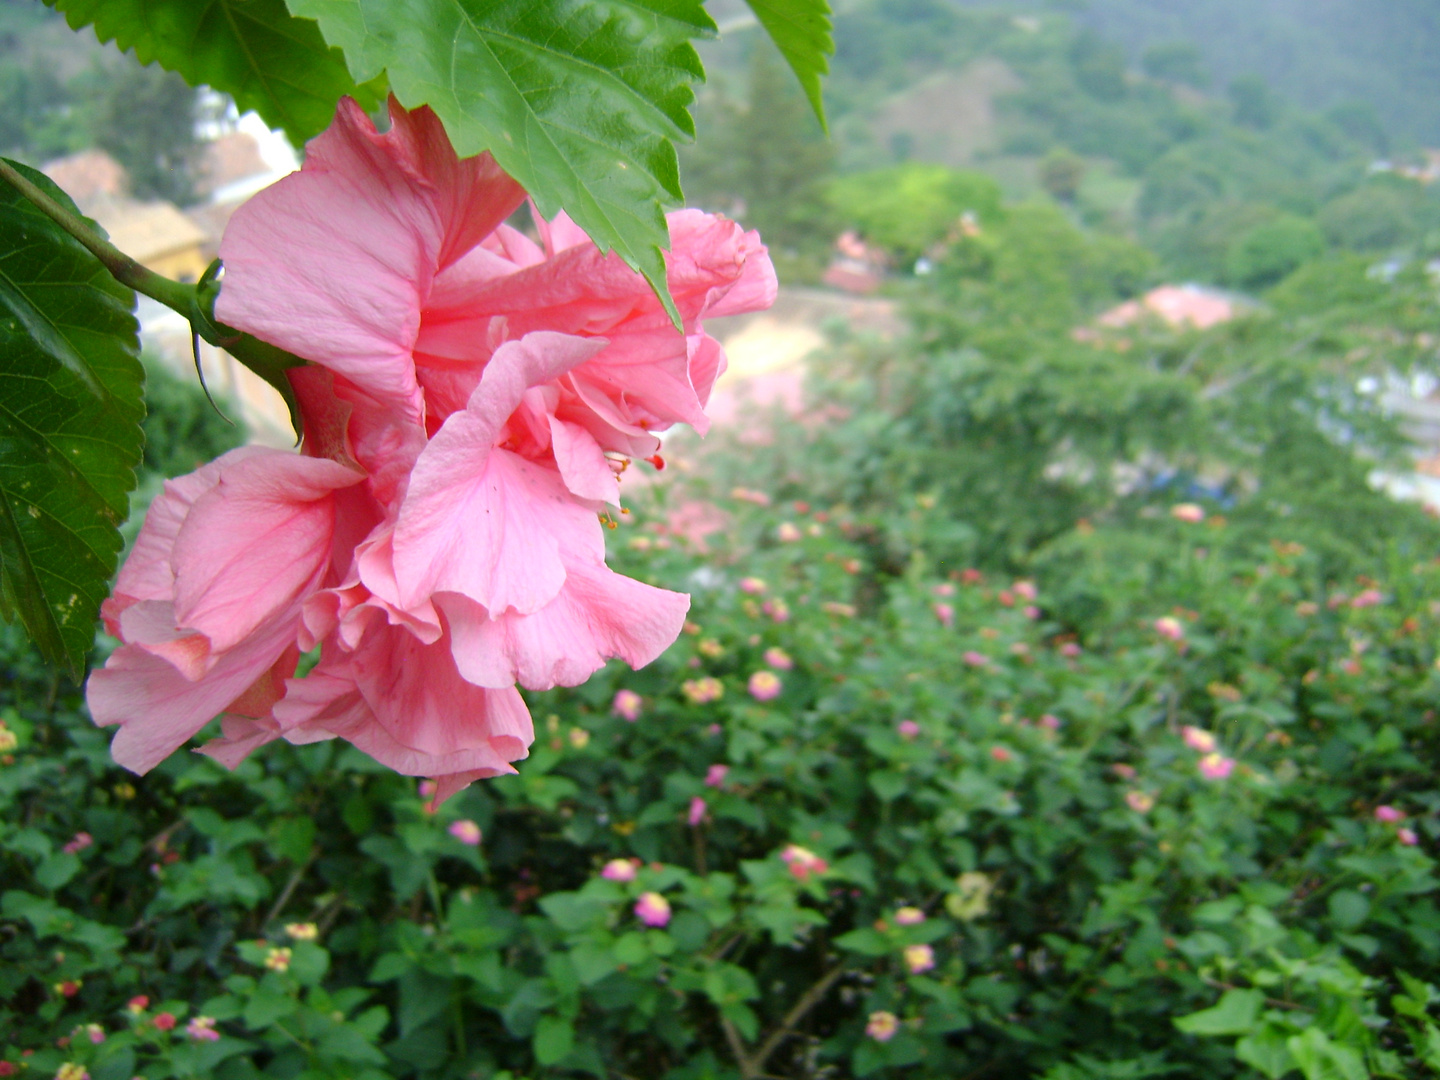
1228, 75, 1276, 130
1068, 31, 1127, 101
91, 61, 201, 205
826, 164, 1003, 263
1039, 148, 1087, 202
0, 57, 81, 159
1225, 212, 1326, 288
1141, 42, 1208, 88
1319, 182, 1418, 251
1324, 101, 1390, 157
681, 43, 834, 254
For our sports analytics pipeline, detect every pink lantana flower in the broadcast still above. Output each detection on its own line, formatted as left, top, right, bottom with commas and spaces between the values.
448, 820, 482, 845
1126, 790, 1155, 813
1171, 503, 1205, 523
1060, 642, 1082, 657
903, 944, 935, 974
738, 577, 767, 595
780, 844, 829, 881
688, 796, 708, 826
763, 647, 793, 670
86, 98, 775, 805
1374, 805, 1404, 823
865, 1011, 900, 1042
1181, 726, 1217, 753
704, 764, 730, 788
1154, 616, 1185, 641
185, 1016, 220, 1042
762, 598, 790, 623
1198, 753, 1235, 780
748, 671, 782, 701
612, 689, 643, 722
934, 602, 955, 628
897, 720, 921, 740
963, 650, 989, 667
601, 858, 639, 882
682, 677, 724, 704
62, 832, 93, 855
1398, 827, 1420, 846
634, 892, 671, 927
894, 906, 925, 926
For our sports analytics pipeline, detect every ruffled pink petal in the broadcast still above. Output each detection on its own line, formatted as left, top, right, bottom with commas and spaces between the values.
169, 450, 362, 653
88, 617, 300, 774
274, 623, 532, 791
115, 600, 212, 681
548, 416, 620, 503
391, 332, 606, 613
439, 557, 689, 690
106, 449, 270, 627
196, 714, 282, 770
217, 97, 524, 409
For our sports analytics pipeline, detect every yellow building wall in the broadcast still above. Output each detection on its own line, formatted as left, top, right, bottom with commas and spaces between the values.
145, 244, 210, 283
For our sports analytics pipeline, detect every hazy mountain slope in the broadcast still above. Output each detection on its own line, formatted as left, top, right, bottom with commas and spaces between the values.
957, 0, 1440, 144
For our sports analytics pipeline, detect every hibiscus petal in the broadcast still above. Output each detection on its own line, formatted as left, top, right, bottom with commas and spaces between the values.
439, 560, 689, 691
276, 623, 533, 787
392, 332, 607, 613
170, 451, 362, 654
88, 618, 300, 774
217, 98, 523, 409
549, 416, 620, 503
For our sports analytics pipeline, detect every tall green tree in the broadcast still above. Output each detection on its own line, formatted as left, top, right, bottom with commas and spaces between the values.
91, 61, 201, 205
683, 43, 835, 253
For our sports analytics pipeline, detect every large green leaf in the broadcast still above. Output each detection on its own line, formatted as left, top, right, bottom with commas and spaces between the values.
0, 162, 144, 674
45, 0, 380, 145
286, 0, 718, 325
743, 0, 832, 128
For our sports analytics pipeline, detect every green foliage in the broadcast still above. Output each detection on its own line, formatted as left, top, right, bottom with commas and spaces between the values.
4, 479, 1440, 1076
683, 42, 836, 261
742, 0, 833, 128
826, 164, 1003, 262
0, 161, 142, 675
45, 0, 379, 147
1140, 42, 1207, 88
1227, 75, 1277, 130
90, 63, 202, 205
289, 0, 718, 326
138, 359, 246, 479
1039, 149, 1087, 203
1224, 212, 1326, 289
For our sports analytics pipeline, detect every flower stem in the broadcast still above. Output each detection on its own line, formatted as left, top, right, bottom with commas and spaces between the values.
0, 157, 194, 314
0, 156, 308, 437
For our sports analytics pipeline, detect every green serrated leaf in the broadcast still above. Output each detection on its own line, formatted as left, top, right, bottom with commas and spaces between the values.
45, 0, 380, 146
743, 0, 831, 128
0, 161, 144, 674
287, 0, 718, 326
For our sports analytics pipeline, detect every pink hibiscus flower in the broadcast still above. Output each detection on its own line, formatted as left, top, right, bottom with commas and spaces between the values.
87, 98, 775, 802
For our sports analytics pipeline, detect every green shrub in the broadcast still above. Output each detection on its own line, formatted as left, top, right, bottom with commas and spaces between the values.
825, 165, 1004, 263
1225, 214, 1327, 288
3, 491, 1440, 1078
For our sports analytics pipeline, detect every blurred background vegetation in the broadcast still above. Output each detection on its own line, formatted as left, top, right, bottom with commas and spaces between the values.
5, 0, 1440, 1077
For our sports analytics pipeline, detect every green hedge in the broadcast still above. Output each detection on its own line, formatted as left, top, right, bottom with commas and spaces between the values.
4, 487, 1439, 1079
